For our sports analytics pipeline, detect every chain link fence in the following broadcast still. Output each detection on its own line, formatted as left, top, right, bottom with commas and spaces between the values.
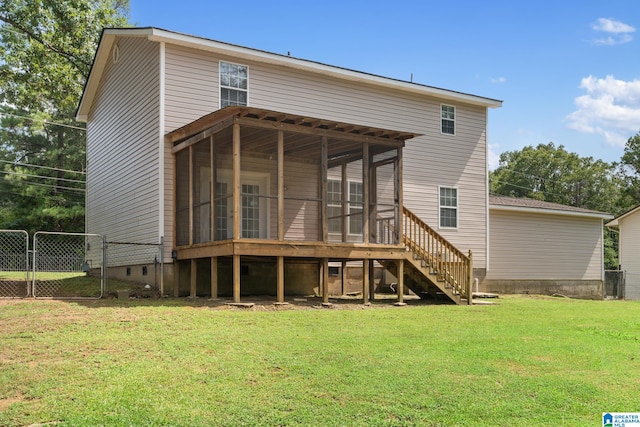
1, 231, 165, 299
604, 270, 625, 299
0, 230, 30, 298
33, 232, 105, 299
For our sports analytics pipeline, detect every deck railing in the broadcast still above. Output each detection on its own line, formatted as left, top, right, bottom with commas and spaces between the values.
402, 207, 473, 302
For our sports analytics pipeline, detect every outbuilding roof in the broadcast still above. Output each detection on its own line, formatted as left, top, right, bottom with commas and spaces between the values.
605, 204, 640, 227
489, 195, 613, 220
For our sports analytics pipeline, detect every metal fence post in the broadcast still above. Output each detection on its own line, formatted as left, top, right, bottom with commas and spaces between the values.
159, 236, 164, 297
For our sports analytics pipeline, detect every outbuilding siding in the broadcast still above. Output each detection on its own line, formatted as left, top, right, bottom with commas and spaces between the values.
487, 209, 603, 280
618, 213, 640, 299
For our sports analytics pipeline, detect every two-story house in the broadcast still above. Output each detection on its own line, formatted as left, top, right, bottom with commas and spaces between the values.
76, 27, 504, 304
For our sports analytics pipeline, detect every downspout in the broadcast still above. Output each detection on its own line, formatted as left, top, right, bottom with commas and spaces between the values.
158, 41, 166, 295
601, 218, 605, 298
485, 108, 490, 274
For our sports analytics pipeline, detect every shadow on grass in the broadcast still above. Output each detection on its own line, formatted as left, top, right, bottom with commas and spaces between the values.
62, 291, 457, 310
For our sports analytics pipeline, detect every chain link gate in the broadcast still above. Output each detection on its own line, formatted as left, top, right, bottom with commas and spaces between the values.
33, 232, 105, 299
0, 230, 30, 298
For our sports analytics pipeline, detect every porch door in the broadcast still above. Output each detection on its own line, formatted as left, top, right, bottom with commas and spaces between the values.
214, 170, 268, 239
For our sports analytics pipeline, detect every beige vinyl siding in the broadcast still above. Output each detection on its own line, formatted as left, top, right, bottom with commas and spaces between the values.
164, 44, 217, 131
86, 37, 160, 249
160, 44, 488, 264
618, 213, 640, 299
487, 209, 603, 280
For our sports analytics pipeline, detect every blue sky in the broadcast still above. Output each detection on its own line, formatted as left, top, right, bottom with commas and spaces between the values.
130, 0, 639, 168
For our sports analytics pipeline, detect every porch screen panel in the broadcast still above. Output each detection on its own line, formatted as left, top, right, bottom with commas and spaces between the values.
240, 126, 278, 240
213, 127, 233, 241
283, 132, 321, 242
326, 164, 343, 243
192, 140, 211, 244
326, 138, 364, 243
346, 159, 364, 243
175, 149, 190, 246
374, 161, 397, 244
372, 149, 399, 244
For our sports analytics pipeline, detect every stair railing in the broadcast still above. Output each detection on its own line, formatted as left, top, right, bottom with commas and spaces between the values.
402, 206, 473, 303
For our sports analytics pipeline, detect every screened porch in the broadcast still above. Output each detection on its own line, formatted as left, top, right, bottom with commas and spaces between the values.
167, 107, 419, 302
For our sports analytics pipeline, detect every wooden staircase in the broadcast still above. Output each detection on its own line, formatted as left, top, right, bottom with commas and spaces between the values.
379, 207, 474, 305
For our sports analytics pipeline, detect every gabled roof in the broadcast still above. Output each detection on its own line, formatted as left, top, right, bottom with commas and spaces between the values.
76, 27, 503, 122
489, 195, 613, 220
605, 204, 640, 227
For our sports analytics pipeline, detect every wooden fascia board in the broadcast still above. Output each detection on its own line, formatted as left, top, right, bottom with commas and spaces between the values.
235, 117, 408, 147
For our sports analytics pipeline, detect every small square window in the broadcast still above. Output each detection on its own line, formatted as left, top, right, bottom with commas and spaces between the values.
328, 266, 340, 277
142, 266, 148, 276
441, 105, 455, 135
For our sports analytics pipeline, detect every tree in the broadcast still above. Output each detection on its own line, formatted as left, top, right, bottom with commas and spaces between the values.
619, 132, 640, 211
490, 142, 620, 213
0, 0, 129, 233
489, 142, 622, 269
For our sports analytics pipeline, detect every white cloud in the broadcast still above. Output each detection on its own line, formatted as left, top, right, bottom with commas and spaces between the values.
591, 18, 635, 45
565, 75, 640, 147
490, 76, 506, 84
487, 143, 500, 170
592, 18, 635, 34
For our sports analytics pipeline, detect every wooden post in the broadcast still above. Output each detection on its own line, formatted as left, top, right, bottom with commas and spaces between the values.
362, 143, 369, 244
210, 256, 218, 299
341, 162, 348, 243
232, 122, 241, 240
173, 260, 180, 297
322, 258, 329, 304
396, 147, 403, 245
467, 250, 473, 305
341, 260, 347, 295
188, 145, 194, 246
190, 259, 197, 298
233, 254, 241, 303
321, 137, 328, 243
397, 258, 404, 304
210, 136, 215, 242
369, 164, 377, 244
369, 260, 376, 301
362, 259, 369, 304
277, 130, 284, 241
277, 256, 284, 303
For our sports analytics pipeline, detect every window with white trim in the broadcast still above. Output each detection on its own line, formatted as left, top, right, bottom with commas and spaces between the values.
439, 187, 458, 228
220, 61, 248, 108
326, 180, 363, 235
441, 104, 455, 135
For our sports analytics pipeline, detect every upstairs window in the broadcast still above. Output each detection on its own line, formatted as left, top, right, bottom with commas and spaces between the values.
220, 61, 248, 108
441, 104, 455, 135
439, 187, 458, 228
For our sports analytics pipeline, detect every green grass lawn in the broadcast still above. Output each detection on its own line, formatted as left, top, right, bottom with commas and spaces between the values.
0, 296, 638, 426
